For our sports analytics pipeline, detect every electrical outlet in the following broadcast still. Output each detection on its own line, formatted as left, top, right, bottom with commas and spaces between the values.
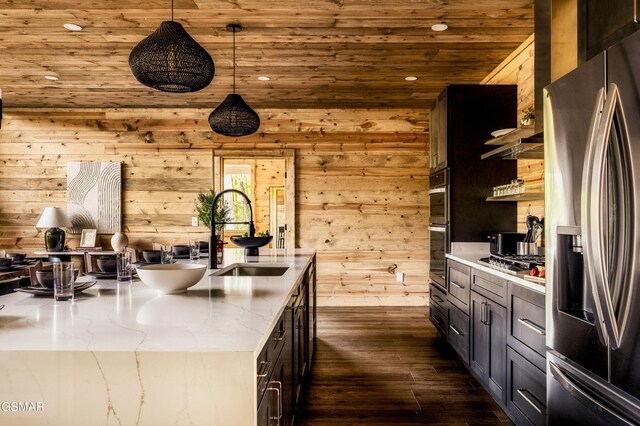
396, 272, 404, 282
191, 217, 198, 227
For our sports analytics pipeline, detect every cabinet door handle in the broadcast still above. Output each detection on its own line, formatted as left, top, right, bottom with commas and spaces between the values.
484, 303, 491, 326
517, 388, 546, 415
257, 361, 271, 378
433, 295, 445, 304
517, 318, 546, 335
449, 324, 463, 336
480, 302, 486, 325
272, 330, 286, 342
268, 380, 282, 425
432, 316, 442, 326
450, 281, 464, 290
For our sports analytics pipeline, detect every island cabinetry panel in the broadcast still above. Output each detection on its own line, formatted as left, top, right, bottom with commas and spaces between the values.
470, 290, 507, 405
447, 259, 471, 314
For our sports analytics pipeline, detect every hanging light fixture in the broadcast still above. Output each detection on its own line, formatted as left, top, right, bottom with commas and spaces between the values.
128, 0, 214, 93
208, 24, 260, 136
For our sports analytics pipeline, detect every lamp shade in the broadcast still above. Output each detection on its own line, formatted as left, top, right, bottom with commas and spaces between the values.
36, 207, 73, 228
128, 21, 214, 93
208, 94, 260, 136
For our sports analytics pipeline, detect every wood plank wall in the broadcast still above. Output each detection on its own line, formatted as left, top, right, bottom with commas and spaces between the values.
481, 34, 544, 235
0, 108, 429, 306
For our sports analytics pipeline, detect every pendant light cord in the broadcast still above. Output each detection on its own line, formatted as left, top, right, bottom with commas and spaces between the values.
232, 27, 236, 94
171, 0, 174, 21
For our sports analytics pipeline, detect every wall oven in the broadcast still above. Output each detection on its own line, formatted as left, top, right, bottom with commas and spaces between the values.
429, 169, 449, 292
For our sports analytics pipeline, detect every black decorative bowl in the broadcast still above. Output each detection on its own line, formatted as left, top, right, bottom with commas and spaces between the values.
143, 250, 162, 263
172, 245, 190, 257
0, 257, 14, 269
6, 252, 26, 263
230, 236, 273, 249
96, 256, 117, 273
36, 269, 79, 289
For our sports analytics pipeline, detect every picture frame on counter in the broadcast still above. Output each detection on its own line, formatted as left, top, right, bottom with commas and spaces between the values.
79, 228, 97, 248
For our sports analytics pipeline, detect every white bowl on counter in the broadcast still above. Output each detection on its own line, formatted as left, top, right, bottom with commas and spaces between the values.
136, 263, 207, 294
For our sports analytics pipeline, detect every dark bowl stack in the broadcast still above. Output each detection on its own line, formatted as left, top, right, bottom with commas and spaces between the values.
96, 256, 117, 273
143, 250, 162, 263
172, 245, 190, 257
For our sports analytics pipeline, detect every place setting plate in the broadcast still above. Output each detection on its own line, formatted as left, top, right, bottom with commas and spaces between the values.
15, 279, 97, 297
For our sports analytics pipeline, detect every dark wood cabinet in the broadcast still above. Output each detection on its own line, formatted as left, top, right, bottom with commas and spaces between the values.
429, 90, 448, 173
507, 283, 546, 372
447, 304, 470, 365
429, 283, 448, 336
506, 347, 547, 426
430, 85, 518, 245
471, 268, 508, 307
579, 0, 640, 62
258, 256, 316, 426
470, 291, 507, 405
447, 259, 471, 313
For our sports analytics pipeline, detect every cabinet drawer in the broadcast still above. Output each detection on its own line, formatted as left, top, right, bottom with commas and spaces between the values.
472, 268, 507, 307
430, 301, 448, 336
257, 311, 287, 405
429, 283, 447, 310
508, 283, 546, 371
447, 305, 469, 364
447, 260, 471, 313
507, 347, 546, 426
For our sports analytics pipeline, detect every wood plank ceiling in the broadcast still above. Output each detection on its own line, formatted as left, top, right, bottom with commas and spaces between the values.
0, 0, 534, 109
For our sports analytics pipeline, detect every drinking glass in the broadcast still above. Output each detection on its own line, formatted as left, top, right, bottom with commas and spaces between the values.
53, 261, 75, 301
161, 245, 174, 264
116, 250, 132, 282
189, 240, 200, 261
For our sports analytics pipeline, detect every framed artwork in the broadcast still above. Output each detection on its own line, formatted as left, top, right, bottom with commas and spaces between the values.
67, 162, 122, 234
79, 229, 97, 248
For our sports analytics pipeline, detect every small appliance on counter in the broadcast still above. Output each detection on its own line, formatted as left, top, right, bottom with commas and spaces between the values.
487, 232, 526, 255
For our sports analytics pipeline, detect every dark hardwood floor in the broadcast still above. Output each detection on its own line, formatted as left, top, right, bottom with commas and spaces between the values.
297, 307, 512, 425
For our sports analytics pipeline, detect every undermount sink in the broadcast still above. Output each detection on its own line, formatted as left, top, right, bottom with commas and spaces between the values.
210, 263, 290, 277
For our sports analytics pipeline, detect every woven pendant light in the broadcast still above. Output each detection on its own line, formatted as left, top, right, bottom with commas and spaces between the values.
129, 0, 214, 93
208, 24, 260, 136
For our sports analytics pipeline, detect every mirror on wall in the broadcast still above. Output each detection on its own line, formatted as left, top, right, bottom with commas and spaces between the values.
213, 149, 295, 249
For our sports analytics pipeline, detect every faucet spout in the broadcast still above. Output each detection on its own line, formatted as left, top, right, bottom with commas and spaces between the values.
210, 189, 255, 269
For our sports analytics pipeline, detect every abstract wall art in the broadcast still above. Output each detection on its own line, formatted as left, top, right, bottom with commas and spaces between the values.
67, 162, 122, 234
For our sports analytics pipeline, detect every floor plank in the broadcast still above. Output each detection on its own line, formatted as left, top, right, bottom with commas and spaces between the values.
297, 307, 512, 425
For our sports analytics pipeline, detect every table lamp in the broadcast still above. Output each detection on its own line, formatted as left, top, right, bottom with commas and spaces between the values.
36, 207, 73, 251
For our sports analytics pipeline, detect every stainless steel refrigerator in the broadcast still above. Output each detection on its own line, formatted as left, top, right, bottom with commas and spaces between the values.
544, 29, 640, 424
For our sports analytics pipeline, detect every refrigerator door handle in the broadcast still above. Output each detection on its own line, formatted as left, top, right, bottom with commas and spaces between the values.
581, 87, 610, 347
549, 361, 635, 425
584, 83, 634, 350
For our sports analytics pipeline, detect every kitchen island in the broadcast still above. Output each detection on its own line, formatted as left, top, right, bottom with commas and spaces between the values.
0, 248, 315, 426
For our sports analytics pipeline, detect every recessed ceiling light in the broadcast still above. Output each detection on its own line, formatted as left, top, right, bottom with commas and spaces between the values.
405, 76, 418, 81
44, 75, 59, 81
258, 76, 270, 81
431, 23, 448, 32
63, 23, 83, 31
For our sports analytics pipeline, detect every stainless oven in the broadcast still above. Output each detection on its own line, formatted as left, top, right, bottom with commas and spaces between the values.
429, 169, 448, 224
429, 225, 447, 292
429, 168, 449, 292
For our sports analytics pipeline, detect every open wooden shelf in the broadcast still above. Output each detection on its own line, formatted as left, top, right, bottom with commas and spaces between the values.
486, 192, 544, 202
485, 125, 536, 145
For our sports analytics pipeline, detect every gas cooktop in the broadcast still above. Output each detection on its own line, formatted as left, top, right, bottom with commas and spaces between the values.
477, 254, 545, 275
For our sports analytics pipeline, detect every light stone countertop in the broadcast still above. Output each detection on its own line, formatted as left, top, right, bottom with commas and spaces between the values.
0, 248, 316, 355
447, 243, 545, 294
